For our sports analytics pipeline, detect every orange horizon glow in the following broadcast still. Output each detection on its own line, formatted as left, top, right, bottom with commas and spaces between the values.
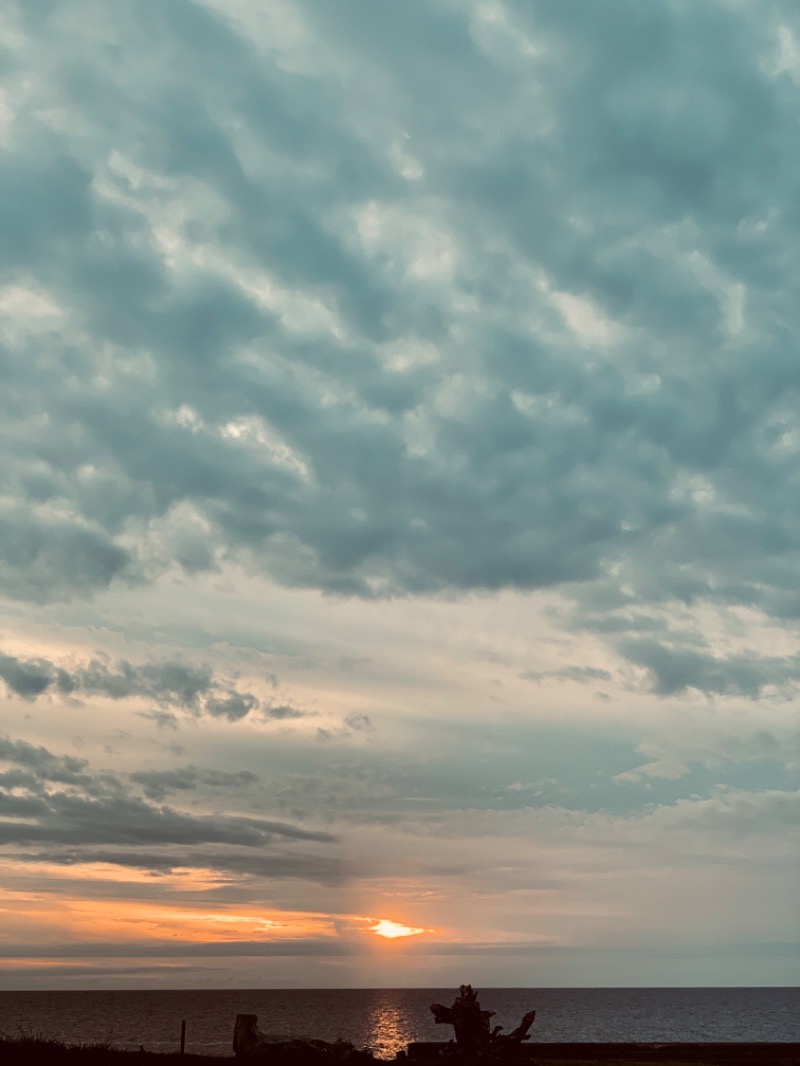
0, 884, 442, 951
0, 889, 337, 945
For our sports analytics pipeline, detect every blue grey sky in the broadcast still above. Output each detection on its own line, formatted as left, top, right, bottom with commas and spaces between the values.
0, 0, 798, 989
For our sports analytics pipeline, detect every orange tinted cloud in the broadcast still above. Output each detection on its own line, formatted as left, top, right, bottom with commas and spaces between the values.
61, 898, 336, 943
0, 886, 338, 946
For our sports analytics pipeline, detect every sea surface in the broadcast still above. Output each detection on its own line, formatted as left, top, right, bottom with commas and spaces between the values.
0, 988, 798, 1060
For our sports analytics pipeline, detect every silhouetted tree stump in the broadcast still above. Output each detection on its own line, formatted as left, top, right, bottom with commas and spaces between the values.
430, 986, 535, 1056
234, 1015, 270, 1056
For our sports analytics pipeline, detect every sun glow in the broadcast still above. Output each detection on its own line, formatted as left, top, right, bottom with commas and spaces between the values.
369, 918, 426, 939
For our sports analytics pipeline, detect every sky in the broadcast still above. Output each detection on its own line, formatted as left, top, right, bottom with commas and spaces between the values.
1, 0, 799, 991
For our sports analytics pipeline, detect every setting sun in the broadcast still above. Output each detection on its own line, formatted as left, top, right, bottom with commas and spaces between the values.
369, 919, 426, 939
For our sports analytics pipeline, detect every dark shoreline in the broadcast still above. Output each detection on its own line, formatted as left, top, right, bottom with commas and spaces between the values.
2, 1040, 799, 1066
409, 1044, 800, 1064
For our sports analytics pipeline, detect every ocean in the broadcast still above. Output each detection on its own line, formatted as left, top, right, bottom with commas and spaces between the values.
0, 988, 798, 1060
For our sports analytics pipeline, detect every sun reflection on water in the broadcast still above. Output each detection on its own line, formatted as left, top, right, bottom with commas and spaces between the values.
363, 990, 418, 1060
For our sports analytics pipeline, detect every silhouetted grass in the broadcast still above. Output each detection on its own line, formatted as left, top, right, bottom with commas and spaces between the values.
0, 1027, 116, 1059
1, 1031, 797, 1066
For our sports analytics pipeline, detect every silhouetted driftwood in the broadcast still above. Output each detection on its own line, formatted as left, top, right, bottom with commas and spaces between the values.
430, 986, 535, 1054
233, 1013, 373, 1063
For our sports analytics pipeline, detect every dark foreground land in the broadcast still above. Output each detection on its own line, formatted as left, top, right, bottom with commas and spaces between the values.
408, 1044, 800, 1066
2, 1036, 799, 1066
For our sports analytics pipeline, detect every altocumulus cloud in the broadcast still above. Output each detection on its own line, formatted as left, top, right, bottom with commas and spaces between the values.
1, 0, 799, 673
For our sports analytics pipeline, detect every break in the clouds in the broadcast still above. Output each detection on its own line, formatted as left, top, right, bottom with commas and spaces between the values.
1, 0, 799, 988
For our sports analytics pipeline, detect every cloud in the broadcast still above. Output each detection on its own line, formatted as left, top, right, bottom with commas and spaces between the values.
522, 665, 613, 685
0, 737, 89, 784
0, 506, 133, 604
344, 713, 374, 732
0, 787, 333, 848
654, 786, 800, 838
130, 767, 259, 801
620, 637, 800, 697
0, 737, 338, 874
4, 847, 348, 886
0, 651, 59, 698
0, 0, 796, 655
0, 648, 302, 722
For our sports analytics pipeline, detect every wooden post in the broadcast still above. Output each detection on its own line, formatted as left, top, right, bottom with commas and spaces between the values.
180, 1020, 186, 1055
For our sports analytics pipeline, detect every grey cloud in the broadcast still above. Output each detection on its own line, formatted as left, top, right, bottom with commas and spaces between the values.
522, 666, 612, 684
314, 715, 372, 742
204, 691, 259, 721
130, 766, 259, 801
0, 789, 332, 848
0, 648, 300, 723
7, 847, 348, 886
660, 787, 800, 838
196, 849, 347, 883
0, 768, 39, 790
621, 637, 800, 698
344, 713, 373, 732
138, 709, 180, 729
237, 722, 648, 821
81, 659, 212, 705
264, 704, 306, 721
559, 666, 612, 683
0, 738, 336, 866
0, 506, 132, 604
0, 737, 89, 784
0, 792, 49, 817
0, 651, 54, 697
